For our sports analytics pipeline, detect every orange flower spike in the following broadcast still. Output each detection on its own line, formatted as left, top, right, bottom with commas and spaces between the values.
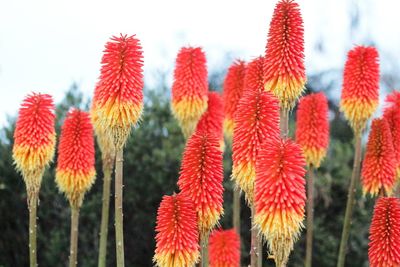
368, 197, 400, 267
232, 88, 280, 203
154, 193, 200, 267
340, 46, 380, 134
263, 0, 306, 110
196, 91, 224, 144
13, 93, 56, 195
383, 91, 400, 177
223, 60, 246, 141
171, 46, 208, 137
56, 109, 96, 208
361, 118, 396, 197
254, 137, 306, 267
177, 131, 224, 235
244, 56, 264, 92
92, 34, 144, 149
209, 229, 240, 267
295, 92, 329, 168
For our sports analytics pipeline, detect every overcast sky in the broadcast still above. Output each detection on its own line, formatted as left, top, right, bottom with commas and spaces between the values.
1, 0, 399, 125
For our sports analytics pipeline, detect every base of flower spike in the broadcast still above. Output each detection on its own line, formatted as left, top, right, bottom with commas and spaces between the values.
340, 99, 378, 133
95, 100, 143, 147
223, 118, 235, 141
198, 207, 224, 236
13, 135, 56, 175
362, 180, 394, 197
301, 146, 327, 168
264, 76, 306, 110
56, 169, 96, 207
232, 161, 256, 204
172, 97, 208, 137
255, 210, 304, 267
153, 249, 200, 267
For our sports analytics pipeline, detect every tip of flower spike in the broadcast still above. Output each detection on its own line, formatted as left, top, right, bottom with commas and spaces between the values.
369, 197, 400, 267
361, 118, 396, 197
154, 193, 200, 267
223, 60, 246, 140
254, 137, 306, 266
209, 228, 240, 267
196, 91, 224, 145
171, 46, 209, 137
295, 92, 329, 167
383, 90, 400, 176
340, 46, 380, 133
92, 34, 144, 148
232, 89, 280, 203
178, 131, 224, 234
244, 56, 264, 93
56, 109, 96, 208
264, 0, 306, 110
13, 93, 56, 193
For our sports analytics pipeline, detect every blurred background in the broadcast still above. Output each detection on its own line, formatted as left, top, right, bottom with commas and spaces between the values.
0, 0, 399, 266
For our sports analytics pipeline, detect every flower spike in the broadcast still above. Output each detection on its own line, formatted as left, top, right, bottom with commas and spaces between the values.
171, 46, 208, 137
295, 92, 329, 168
209, 229, 240, 267
264, 0, 306, 110
255, 137, 306, 267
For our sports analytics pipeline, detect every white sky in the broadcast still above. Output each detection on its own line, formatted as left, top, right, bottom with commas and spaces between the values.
1, 0, 400, 125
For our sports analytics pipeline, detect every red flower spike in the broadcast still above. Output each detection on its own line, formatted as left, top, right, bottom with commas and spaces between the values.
383, 90, 400, 177
177, 131, 224, 235
209, 229, 240, 267
92, 34, 144, 149
254, 137, 306, 267
295, 92, 329, 168
263, 0, 306, 110
13, 93, 56, 195
368, 197, 400, 267
56, 109, 96, 208
340, 46, 380, 134
244, 56, 264, 93
171, 46, 208, 137
223, 60, 246, 141
361, 118, 396, 197
196, 92, 224, 148
154, 193, 200, 267
232, 89, 280, 203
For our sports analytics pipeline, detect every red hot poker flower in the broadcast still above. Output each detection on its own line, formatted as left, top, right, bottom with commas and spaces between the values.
232, 88, 280, 203
56, 109, 96, 208
153, 193, 200, 267
340, 46, 380, 134
263, 0, 306, 110
295, 92, 329, 168
223, 60, 246, 141
195, 91, 224, 145
244, 56, 264, 93
254, 137, 306, 267
13, 93, 56, 196
383, 90, 400, 177
361, 118, 396, 197
177, 131, 224, 235
92, 34, 144, 149
209, 229, 240, 267
368, 197, 400, 267
171, 46, 208, 137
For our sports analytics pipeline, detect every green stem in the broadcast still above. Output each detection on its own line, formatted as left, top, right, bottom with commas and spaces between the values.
337, 133, 362, 267
28, 193, 38, 267
115, 148, 125, 267
233, 187, 241, 234
305, 165, 315, 267
98, 155, 114, 267
69, 207, 80, 267
280, 108, 289, 137
200, 233, 209, 267
250, 204, 260, 267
